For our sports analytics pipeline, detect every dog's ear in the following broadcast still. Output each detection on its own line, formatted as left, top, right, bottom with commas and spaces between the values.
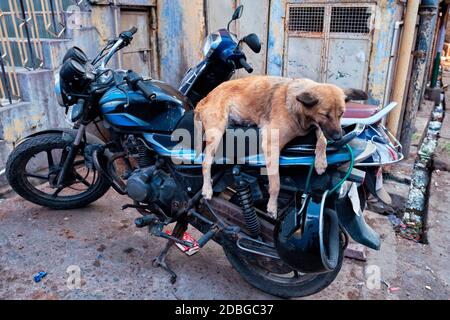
296, 91, 319, 108
344, 88, 368, 102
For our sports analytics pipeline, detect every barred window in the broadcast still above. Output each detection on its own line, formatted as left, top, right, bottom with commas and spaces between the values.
288, 6, 325, 33
330, 7, 371, 34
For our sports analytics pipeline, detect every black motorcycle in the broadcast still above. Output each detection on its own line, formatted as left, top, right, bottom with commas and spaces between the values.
6, 6, 399, 298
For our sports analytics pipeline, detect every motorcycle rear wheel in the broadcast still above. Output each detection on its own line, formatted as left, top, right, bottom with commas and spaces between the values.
6, 133, 111, 209
222, 234, 344, 298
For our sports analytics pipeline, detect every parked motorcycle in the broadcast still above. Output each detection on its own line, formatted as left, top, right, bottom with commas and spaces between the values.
5, 5, 402, 298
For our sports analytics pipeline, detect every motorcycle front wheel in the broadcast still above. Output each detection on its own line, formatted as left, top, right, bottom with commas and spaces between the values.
6, 133, 111, 209
222, 235, 344, 298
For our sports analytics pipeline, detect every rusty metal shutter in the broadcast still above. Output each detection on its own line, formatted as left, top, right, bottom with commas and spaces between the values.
285, 2, 375, 90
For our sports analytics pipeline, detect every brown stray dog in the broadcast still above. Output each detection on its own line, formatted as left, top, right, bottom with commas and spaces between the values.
194, 75, 367, 218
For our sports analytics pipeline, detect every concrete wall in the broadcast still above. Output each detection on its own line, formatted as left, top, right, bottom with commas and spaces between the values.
156, 0, 404, 106
265, 0, 403, 106
157, 0, 206, 86
0, 0, 406, 173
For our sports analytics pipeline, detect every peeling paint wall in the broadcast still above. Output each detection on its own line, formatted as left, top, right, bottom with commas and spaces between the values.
0, 0, 406, 146
87, 0, 403, 104
366, 0, 404, 106
157, 0, 206, 87
264, 0, 404, 107
267, 0, 287, 76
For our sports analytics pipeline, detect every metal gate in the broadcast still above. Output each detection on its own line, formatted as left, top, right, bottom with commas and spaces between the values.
0, 0, 76, 106
284, 2, 375, 89
119, 7, 157, 78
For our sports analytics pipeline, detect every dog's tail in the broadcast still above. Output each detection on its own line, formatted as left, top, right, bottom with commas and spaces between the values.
193, 111, 204, 157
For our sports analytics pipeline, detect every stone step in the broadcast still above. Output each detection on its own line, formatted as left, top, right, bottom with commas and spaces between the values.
15, 69, 66, 128
0, 139, 11, 189
0, 101, 39, 144
0, 139, 10, 171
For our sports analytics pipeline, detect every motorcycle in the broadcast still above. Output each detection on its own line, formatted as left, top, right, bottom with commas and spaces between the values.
5, 5, 402, 298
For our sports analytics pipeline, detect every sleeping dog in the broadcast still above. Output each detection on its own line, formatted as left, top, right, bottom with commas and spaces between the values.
194, 76, 367, 218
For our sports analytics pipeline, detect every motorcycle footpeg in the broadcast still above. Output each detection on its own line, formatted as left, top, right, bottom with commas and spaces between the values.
156, 230, 195, 248
237, 236, 280, 259
134, 214, 158, 228
198, 226, 219, 248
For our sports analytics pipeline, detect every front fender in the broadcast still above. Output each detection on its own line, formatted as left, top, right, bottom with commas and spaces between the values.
15, 128, 113, 160
16, 128, 106, 147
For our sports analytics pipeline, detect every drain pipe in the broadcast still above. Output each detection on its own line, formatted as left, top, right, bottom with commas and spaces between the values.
386, 0, 421, 138
382, 21, 403, 126
400, 1, 439, 157
430, 4, 448, 88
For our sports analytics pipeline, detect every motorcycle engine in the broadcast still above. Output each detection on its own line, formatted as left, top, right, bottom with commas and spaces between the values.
126, 166, 177, 208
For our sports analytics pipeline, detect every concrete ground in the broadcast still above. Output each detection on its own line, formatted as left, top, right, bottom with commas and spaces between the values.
1, 82, 450, 300
0, 175, 448, 300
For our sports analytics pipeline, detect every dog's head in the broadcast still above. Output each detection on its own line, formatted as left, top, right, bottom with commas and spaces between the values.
296, 84, 368, 141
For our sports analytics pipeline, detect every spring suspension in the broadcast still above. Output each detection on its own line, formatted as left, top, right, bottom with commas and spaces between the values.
233, 168, 260, 238
136, 140, 154, 168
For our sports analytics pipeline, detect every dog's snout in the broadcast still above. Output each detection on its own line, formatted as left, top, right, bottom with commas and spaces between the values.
331, 130, 343, 141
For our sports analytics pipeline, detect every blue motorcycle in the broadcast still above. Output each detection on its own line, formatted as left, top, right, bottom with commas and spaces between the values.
6, 5, 402, 298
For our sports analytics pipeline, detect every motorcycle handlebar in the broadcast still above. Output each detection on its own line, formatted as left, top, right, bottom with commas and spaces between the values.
136, 80, 156, 101
99, 27, 137, 67
239, 57, 253, 73
125, 70, 156, 101
119, 27, 138, 45
128, 27, 138, 35
328, 124, 365, 147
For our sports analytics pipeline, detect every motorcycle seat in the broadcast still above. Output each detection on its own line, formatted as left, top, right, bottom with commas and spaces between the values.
343, 102, 379, 122
146, 111, 362, 166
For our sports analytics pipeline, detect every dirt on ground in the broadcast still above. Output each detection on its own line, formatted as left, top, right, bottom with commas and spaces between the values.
0, 174, 448, 300
1, 79, 450, 300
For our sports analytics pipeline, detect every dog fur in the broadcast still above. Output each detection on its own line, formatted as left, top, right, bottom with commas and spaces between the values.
194, 75, 367, 218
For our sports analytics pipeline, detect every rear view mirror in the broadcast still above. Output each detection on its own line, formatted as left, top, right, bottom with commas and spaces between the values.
243, 33, 261, 53
232, 5, 244, 20
227, 5, 244, 31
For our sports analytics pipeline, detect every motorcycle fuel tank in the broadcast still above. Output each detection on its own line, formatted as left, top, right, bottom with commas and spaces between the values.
99, 79, 192, 132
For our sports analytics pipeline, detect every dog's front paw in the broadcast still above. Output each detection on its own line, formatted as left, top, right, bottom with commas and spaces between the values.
267, 201, 278, 219
202, 185, 213, 200
315, 157, 327, 175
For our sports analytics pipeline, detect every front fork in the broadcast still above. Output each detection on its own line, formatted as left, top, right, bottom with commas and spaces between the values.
56, 124, 86, 188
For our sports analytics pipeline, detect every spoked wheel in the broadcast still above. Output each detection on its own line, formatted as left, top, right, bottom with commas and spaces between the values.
6, 133, 111, 209
222, 236, 344, 298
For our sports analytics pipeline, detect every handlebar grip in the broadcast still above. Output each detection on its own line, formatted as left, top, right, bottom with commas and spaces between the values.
239, 58, 253, 73
328, 131, 358, 147
136, 80, 156, 101
128, 27, 137, 35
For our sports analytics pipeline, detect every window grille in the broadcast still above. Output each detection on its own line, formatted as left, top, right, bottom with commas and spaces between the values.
288, 6, 325, 33
330, 7, 371, 34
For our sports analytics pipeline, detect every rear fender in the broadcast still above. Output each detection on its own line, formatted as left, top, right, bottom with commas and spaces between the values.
334, 195, 381, 250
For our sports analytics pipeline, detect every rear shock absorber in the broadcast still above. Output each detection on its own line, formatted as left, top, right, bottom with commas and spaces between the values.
136, 140, 154, 168
233, 167, 260, 238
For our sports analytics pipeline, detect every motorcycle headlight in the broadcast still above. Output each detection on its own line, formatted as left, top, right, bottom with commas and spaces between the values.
203, 32, 221, 57
54, 73, 65, 106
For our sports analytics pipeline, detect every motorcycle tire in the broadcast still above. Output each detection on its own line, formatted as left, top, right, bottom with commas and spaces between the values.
6, 133, 111, 210
222, 221, 344, 298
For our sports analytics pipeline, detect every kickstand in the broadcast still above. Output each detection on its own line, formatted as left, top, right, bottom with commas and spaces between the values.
152, 219, 188, 284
